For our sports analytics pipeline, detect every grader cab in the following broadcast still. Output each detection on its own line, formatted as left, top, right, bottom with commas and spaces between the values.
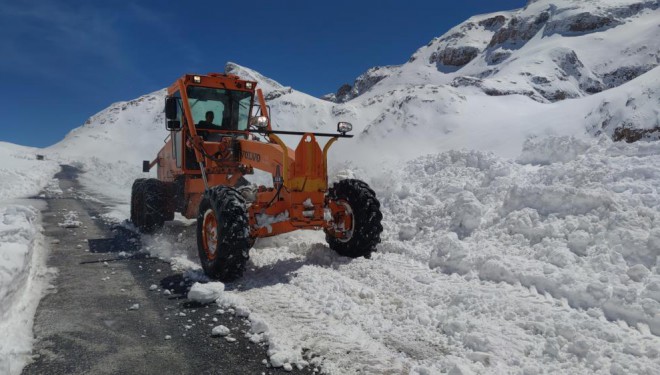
131, 72, 382, 281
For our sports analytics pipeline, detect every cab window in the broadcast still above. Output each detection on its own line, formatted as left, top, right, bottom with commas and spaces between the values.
186, 87, 252, 131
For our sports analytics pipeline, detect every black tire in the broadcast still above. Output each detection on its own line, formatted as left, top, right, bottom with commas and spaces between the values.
196, 186, 251, 281
326, 179, 383, 258
131, 178, 166, 233
130, 178, 147, 227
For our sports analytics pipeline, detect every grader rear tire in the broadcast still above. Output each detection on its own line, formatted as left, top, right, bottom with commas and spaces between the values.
131, 178, 166, 234
196, 186, 252, 281
130, 178, 147, 227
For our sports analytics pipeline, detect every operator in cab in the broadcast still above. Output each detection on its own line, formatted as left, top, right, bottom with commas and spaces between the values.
197, 111, 216, 129
196, 110, 229, 141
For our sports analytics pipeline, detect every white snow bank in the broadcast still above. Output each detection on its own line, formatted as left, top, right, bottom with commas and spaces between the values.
0, 204, 52, 375
0, 142, 59, 201
374, 137, 660, 372
0, 142, 58, 375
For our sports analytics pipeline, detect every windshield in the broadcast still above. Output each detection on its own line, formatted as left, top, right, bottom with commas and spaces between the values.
186, 86, 252, 131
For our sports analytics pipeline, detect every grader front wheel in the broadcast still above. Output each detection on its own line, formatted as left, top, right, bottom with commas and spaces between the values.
326, 179, 383, 258
196, 186, 252, 281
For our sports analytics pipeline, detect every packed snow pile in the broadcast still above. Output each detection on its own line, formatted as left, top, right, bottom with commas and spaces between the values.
0, 143, 57, 375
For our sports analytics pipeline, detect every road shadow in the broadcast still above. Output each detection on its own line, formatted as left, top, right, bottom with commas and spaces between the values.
88, 225, 141, 253
159, 274, 195, 297
228, 246, 351, 292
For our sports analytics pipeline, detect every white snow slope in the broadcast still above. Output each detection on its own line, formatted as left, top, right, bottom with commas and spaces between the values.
1, 0, 659, 373
0, 143, 58, 374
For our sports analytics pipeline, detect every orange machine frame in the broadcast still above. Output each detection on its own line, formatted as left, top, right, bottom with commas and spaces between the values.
150, 73, 350, 239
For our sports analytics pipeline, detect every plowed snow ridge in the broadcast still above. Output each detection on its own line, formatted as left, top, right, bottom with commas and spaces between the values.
140, 137, 660, 374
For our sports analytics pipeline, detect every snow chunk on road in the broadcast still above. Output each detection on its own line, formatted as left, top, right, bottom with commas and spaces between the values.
211, 325, 230, 337
57, 210, 82, 228
187, 282, 225, 304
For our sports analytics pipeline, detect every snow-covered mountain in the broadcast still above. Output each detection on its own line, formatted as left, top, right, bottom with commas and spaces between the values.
329, 0, 659, 104
319, 0, 660, 143
3, 0, 660, 373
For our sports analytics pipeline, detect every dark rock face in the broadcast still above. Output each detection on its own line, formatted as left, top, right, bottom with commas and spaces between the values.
424, 15, 511, 70
485, 49, 512, 65
335, 84, 353, 102
354, 68, 390, 95
613, 126, 660, 143
551, 49, 604, 95
567, 13, 617, 32
321, 93, 337, 102
264, 87, 293, 101
609, 0, 659, 19
489, 12, 549, 48
331, 66, 396, 103
478, 15, 508, 30
602, 65, 655, 89
430, 46, 480, 67
450, 76, 483, 88
544, 12, 621, 36
450, 76, 541, 100
543, 1, 658, 36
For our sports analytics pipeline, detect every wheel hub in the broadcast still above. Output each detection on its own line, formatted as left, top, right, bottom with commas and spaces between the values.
335, 200, 354, 243
202, 209, 218, 259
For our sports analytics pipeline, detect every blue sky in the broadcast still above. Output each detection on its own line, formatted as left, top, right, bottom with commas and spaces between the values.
0, 0, 524, 147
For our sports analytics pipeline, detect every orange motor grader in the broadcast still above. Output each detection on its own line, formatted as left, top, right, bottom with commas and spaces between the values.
131, 72, 382, 281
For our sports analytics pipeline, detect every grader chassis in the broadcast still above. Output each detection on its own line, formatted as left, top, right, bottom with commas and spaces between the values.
131, 72, 382, 281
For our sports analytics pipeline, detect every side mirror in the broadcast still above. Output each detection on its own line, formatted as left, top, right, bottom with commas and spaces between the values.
165, 97, 178, 120
337, 122, 352, 134
166, 120, 182, 131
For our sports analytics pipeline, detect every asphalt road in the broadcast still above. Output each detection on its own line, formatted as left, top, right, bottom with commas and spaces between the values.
23, 166, 311, 375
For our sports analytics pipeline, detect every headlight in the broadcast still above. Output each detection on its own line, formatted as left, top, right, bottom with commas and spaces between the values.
250, 116, 269, 129
257, 116, 268, 128
193, 75, 201, 83
337, 122, 353, 134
